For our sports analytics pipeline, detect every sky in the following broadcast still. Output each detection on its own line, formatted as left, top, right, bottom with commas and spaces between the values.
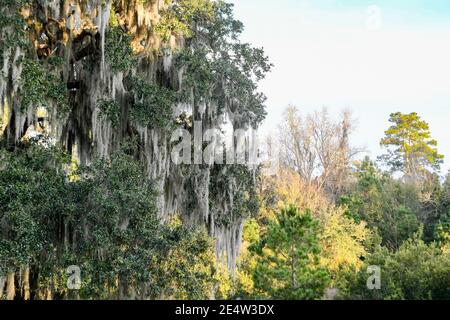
229, 0, 450, 173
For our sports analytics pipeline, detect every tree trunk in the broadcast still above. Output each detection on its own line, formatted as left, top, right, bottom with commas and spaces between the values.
0, 275, 6, 299
46, 288, 53, 300
118, 274, 128, 300
21, 266, 31, 300
291, 257, 297, 289
290, 244, 297, 289
6, 272, 15, 300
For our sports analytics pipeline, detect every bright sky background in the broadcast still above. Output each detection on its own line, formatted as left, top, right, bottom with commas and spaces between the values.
230, 0, 450, 173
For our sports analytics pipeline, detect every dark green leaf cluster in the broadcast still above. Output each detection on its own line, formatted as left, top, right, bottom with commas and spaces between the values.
339, 158, 422, 249
97, 99, 121, 127
344, 232, 450, 300
105, 26, 138, 73
0, 0, 31, 53
19, 58, 69, 113
127, 75, 177, 129
0, 145, 70, 272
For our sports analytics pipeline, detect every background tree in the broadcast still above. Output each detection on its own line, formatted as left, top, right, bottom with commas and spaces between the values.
251, 205, 330, 300
279, 106, 358, 200
339, 158, 421, 250
379, 112, 444, 181
345, 230, 450, 300
417, 173, 449, 241
433, 174, 450, 252
319, 207, 372, 285
434, 207, 449, 254
251, 167, 373, 297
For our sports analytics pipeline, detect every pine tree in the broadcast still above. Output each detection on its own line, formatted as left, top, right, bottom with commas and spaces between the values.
251, 205, 330, 299
379, 112, 444, 180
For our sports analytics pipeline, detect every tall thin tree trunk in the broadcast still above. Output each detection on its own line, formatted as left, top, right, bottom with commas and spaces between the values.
6, 272, 15, 300
290, 244, 297, 289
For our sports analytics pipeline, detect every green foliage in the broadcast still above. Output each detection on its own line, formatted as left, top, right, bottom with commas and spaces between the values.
0, 145, 70, 272
339, 158, 421, 250
250, 205, 330, 300
19, 59, 69, 113
434, 212, 449, 249
157, 219, 217, 299
379, 112, 444, 176
70, 146, 215, 299
173, 1, 272, 127
419, 175, 450, 241
155, 0, 215, 42
319, 207, 373, 284
71, 148, 160, 296
243, 218, 261, 244
0, 144, 216, 299
176, 47, 213, 100
97, 99, 121, 127
108, 3, 120, 28
0, 0, 30, 53
105, 26, 138, 73
127, 75, 177, 129
176, 43, 271, 127
345, 232, 450, 300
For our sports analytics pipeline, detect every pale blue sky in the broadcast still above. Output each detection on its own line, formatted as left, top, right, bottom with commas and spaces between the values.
230, 0, 450, 173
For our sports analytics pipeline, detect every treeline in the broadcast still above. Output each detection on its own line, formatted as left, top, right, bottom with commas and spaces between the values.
231, 109, 449, 300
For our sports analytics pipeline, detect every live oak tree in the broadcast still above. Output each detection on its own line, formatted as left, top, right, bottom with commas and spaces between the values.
0, 0, 270, 300
0, 144, 217, 300
379, 112, 444, 180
